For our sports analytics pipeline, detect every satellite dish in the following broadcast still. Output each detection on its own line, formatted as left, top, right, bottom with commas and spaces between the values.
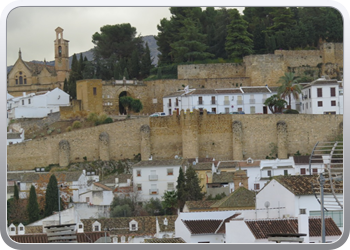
175, 155, 179, 159
264, 201, 270, 208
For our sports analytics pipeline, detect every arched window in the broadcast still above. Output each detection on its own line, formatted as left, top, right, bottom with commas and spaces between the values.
19, 76, 23, 85
58, 46, 62, 57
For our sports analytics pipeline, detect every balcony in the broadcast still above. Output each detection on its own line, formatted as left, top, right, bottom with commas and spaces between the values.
249, 99, 255, 104
223, 100, 230, 105
198, 101, 204, 105
237, 100, 243, 105
149, 189, 159, 195
149, 175, 158, 181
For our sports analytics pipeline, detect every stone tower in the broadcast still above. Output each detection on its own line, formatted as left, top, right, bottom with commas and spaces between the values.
54, 27, 70, 83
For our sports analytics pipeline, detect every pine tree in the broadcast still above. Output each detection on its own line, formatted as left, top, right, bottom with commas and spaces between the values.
225, 9, 254, 59
184, 165, 205, 201
176, 167, 187, 211
27, 185, 40, 223
140, 42, 153, 78
44, 175, 59, 217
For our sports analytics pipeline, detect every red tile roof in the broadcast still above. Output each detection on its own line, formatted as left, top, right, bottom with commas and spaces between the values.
182, 213, 239, 235
144, 237, 186, 243
10, 232, 110, 243
245, 217, 341, 239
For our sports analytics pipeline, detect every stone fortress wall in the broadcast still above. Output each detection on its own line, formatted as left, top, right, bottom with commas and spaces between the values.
102, 43, 343, 114
7, 111, 343, 171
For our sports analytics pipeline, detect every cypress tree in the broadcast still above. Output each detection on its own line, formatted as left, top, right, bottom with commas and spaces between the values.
176, 167, 186, 211
14, 183, 19, 200
184, 165, 205, 201
123, 68, 129, 80
27, 185, 40, 223
44, 175, 59, 217
140, 42, 153, 78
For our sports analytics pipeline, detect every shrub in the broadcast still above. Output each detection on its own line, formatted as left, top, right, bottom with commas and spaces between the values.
103, 117, 113, 124
72, 121, 82, 129
66, 126, 72, 132
87, 112, 98, 122
56, 129, 61, 134
283, 109, 299, 114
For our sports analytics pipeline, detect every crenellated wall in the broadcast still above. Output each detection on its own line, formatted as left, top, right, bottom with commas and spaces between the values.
7, 112, 343, 171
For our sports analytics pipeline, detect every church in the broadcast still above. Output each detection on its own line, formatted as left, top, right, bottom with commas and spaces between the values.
7, 27, 70, 97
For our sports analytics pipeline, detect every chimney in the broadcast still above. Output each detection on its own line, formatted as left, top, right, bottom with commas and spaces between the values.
23, 92, 26, 97
298, 208, 309, 243
196, 157, 198, 163
115, 178, 119, 184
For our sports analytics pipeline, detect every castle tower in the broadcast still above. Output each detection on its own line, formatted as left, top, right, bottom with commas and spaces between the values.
54, 27, 70, 83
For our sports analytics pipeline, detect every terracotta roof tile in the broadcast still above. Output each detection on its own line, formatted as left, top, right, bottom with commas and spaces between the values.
93, 182, 113, 191
10, 232, 110, 243
182, 213, 239, 235
144, 237, 186, 243
245, 217, 341, 239
241, 87, 270, 93
185, 200, 217, 209
133, 159, 185, 168
215, 89, 242, 94
212, 172, 235, 183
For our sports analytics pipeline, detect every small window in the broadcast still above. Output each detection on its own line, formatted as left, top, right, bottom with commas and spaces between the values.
137, 184, 142, 191
300, 168, 306, 175
250, 106, 255, 114
330, 87, 336, 97
121, 236, 126, 243
254, 183, 260, 190
28, 99, 31, 104
79, 224, 83, 229
94, 226, 99, 231
10, 227, 15, 232
93, 87, 97, 95
167, 168, 173, 176
318, 101, 323, 107
317, 88, 323, 97
284, 170, 288, 176
167, 182, 174, 191
137, 170, 141, 177
86, 197, 90, 203
15, 79, 18, 85
198, 96, 203, 105
331, 100, 336, 106
267, 170, 271, 177
312, 168, 318, 175
22, 100, 24, 105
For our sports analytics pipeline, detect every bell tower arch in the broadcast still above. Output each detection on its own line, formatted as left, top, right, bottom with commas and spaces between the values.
54, 27, 70, 84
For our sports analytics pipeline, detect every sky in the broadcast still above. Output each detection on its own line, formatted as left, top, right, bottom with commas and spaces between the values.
6, 6, 244, 66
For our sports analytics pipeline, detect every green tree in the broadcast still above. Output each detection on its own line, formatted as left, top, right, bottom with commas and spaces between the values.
169, 18, 214, 62
143, 198, 164, 216
14, 183, 19, 200
162, 190, 178, 215
176, 167, 186, 211
119, 96, 143, 114
130, 99, 143, 113
277, 72, 302, 108
225, 9, 254, 59
140, 42, 153, 78
184, 165, 205, 201
264, 94, 287, 113
27, 185, 40, 223
44, 174, 59, 217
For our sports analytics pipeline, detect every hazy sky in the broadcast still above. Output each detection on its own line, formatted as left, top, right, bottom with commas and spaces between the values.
6, 6, 244, 66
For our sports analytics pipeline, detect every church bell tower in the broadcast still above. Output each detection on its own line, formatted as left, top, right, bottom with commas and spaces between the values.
54, 27, 70, 83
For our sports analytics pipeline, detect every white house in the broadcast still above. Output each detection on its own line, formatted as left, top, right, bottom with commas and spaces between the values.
7, 87, 70, 119
255, 175, 343, 230
79, 182, 114, 206
132, 159, 188, 202
175, 210, 240, 243
7, 128, 25, 145
225, 214, 342, 243
163, 86, 277, 115
289, 76, 343, 114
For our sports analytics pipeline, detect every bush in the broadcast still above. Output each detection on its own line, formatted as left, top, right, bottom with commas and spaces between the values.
66, 126, 72, 132
103, 117, 113, 124
87, 112, 99, 122
283, 109, 299, 114
72, 121, 82, 129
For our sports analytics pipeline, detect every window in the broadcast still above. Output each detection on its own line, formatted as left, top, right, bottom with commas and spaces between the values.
198, 97, 203, 105
331, 100, 336, 106
136, 170, 141, 177
167, 182, 174, 191
24, 78, 27, 84
129, 220, 138, 231
168, 99, 172, 107
254, 183, 260, 190
225, 108, 229, 114
22, 100, 24, 105
93, 87, 97, 95
237, 96, 243, 105
121, 236, 126, 243
211, 108, 216, 113
318, 101, 323, 107
312, 168, 318, 175
137, 184, 142, 191
16, 79, 18, 85
317, 88, 323, 97
330, 87, 336, 97
167, 168, 173, 176
175, 98, 179, 107
28, 99, 31, 104
211, 96, 216, 105
309, 89, 311, 98
300, 168, 306, 175
224, 96, 229, 105
58, 46, 62, 57
249, 94, 255, 104
19, 76, 23, 84
250, 106, 255, 114
86, 197, 90, 203
284, 170, 288, 176
306, 103, 308, 109
267, 170, 271, 177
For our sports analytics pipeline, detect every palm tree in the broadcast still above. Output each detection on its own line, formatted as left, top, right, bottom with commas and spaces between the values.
277, 72, 302, 109
264, 94, 287, 113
